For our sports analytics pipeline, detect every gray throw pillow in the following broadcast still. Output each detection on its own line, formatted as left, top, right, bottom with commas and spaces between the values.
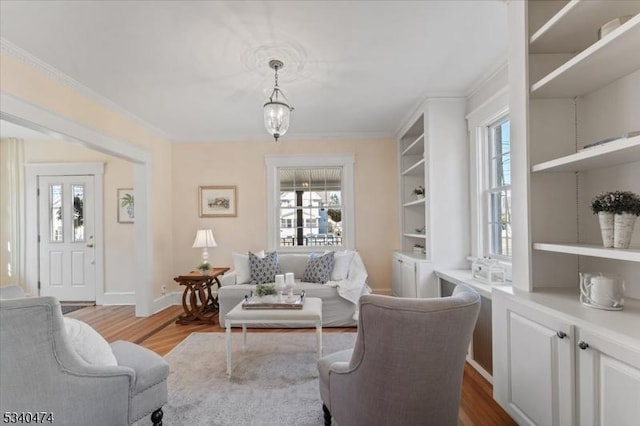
249, 251, 280, 284
301, 251, 335, 284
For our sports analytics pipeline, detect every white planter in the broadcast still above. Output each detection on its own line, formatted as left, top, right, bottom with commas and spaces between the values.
598, 212, 614, 248
613, 213, 637, 249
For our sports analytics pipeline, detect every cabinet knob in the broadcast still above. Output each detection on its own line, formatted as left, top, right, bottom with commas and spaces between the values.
578, 341, 589, 350
556, 331, 567, 339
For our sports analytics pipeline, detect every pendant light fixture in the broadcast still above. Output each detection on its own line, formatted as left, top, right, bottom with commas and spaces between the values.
263, 59, 294, 141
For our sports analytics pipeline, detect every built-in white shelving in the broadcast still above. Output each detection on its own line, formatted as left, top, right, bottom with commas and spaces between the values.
401, 134, 425, 156
403, 198, 426, 208
533, 243, 640, 262
530, 0, 640, 54
403, 233, 427, 240
498, 3, 640, 423
531, 14, 640, 98
398, 114, 427, 256
531, 135, 640, 172
401, 158, 425, 176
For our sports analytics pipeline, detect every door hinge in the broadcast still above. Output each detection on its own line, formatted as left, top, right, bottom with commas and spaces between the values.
37, 281, 41, 290
37, 188, 40, 196
37, 235, 41, 243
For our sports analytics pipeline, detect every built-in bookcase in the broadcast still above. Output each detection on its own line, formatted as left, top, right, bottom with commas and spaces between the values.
399, 115, 427, 257
512, 0, 640, 298
393, 99, 468, 298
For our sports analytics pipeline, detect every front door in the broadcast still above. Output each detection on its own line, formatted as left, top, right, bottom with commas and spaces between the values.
38, 175, 96, 301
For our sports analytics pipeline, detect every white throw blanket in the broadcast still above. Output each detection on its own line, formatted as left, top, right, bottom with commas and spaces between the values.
324, 252, 370, 320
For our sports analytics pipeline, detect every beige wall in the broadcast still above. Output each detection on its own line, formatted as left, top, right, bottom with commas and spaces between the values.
1, 51, 175, 299
20, 138, 136, 294
1, 49, 400, 299
172, 138, 399, 293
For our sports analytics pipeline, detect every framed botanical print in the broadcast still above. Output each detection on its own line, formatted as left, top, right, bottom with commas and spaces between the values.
199, 185, 237, 217
117, 188, 135, 223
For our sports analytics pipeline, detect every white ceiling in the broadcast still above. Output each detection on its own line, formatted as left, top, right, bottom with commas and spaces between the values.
0, 1, 508, 143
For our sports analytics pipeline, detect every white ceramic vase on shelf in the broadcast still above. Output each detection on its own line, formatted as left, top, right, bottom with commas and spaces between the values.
598, 212, 614, 248
613, 213, 637, 249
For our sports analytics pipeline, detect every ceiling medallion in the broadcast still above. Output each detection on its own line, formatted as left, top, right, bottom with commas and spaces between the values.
263, 59, 294, 142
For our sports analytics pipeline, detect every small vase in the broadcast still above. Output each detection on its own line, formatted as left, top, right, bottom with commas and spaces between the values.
613, 213, 637, 249
598, 212, 614, 248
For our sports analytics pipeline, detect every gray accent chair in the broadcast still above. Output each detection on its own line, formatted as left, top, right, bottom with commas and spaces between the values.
0, 296, 169, 426
0, 284, 26, 300
318, 285, 480, 426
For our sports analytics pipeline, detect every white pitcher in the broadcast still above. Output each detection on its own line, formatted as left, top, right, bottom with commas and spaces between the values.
580, 273, 624, 310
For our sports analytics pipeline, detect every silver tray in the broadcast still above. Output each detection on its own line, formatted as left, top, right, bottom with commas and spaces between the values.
242, 292, 306, 310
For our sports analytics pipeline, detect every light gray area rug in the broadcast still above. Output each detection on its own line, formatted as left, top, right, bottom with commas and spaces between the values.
161, 332, 357, 426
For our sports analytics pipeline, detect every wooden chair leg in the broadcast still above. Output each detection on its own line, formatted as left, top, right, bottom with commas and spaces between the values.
322, 404, 331, 426
151, 408, 163, 426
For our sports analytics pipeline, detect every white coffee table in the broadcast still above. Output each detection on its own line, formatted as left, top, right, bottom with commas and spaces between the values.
224, 297, 323, 377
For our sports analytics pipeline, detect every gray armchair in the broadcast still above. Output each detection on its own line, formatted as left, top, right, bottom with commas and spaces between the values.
0, 296, 169, 426
318, 285, 480, 426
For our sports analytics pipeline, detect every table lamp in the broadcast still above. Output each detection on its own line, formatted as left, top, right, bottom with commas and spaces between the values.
192, 229, 217, 264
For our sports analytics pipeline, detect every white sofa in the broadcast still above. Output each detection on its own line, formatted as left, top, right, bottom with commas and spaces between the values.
218, 251, 370, 327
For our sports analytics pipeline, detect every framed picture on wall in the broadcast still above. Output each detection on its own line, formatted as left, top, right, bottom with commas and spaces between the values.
117, 188, 135, 223
199, 185, 237, 217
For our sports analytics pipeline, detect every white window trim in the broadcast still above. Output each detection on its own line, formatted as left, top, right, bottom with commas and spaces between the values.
265, 154, 355, 251
486, 116, 512, 262
467, 87, 512, 278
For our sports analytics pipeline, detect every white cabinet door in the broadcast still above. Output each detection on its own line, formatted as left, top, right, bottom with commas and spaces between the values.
577, 329, 640, 426
401, 259, 417, 298
391, 254, 402, 297
493, 294, 574, 426
391, 253, 417, 298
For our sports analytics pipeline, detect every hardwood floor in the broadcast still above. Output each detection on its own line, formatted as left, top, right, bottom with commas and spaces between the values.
67, 305, 516, 426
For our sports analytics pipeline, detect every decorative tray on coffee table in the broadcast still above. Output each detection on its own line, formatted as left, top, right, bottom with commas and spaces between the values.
242, 290, 306, 309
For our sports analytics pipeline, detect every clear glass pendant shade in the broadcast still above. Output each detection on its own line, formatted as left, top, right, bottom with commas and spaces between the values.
264, 88, 292, 141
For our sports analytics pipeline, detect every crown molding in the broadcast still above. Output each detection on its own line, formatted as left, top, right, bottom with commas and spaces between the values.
1, 38, 170, 141
464, 58, 508, 99
393, 92, 467, 138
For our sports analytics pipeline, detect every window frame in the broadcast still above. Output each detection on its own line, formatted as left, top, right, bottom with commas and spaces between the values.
485, 116, 512, 261
265, 154, 355, 252
467, 87, 512, 278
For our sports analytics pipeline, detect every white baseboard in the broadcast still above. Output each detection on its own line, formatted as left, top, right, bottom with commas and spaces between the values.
98, 291, 180, 315
101, 292, 135, 305
467, 357, 493, 384
153, 291, 181, 313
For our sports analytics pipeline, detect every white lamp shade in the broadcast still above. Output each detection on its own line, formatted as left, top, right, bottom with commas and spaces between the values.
192, 229, 217, 248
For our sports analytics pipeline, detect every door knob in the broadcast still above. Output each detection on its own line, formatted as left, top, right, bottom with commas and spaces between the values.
578, 341, 589, 350
86, 243, 94, 248
556, 331, 567, 339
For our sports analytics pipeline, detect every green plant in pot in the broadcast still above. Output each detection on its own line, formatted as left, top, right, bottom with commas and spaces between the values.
591, 191, 640, 249
413, 185, 425, 199
196, 262, 211, 275
254, 283, 277, 299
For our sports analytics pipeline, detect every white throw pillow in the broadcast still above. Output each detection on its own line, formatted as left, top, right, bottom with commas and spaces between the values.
233, 250, 265, 284
332, 250, 355, 281
63, 317, 117, 366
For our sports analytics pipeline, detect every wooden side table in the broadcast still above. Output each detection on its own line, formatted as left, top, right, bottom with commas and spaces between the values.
173, 267, 230, 325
